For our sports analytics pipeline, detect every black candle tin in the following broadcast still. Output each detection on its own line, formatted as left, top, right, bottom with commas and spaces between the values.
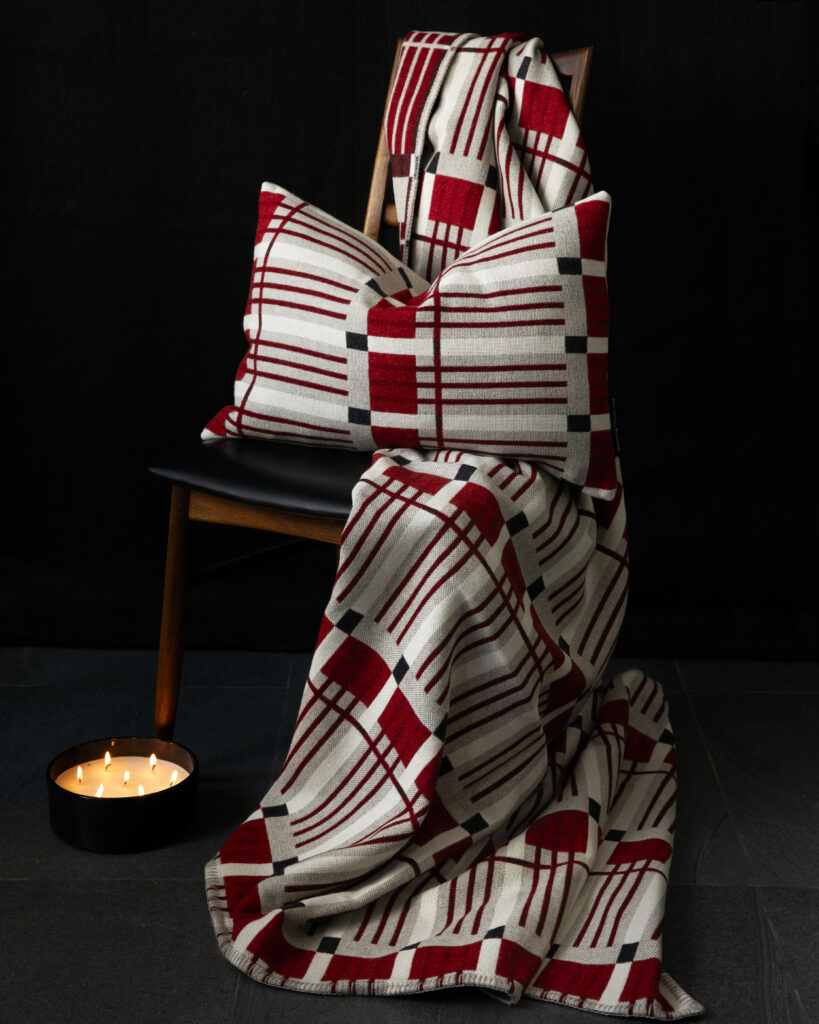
47, 736, 198, 853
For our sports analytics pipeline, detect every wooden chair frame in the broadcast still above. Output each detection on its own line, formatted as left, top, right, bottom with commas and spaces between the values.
154, 41, 593, 740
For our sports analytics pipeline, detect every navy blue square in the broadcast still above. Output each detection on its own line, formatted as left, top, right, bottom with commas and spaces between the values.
393, 656, 409, 683
606, 828, 626, 842
263, 804, 288, 817
565, 335, 587, 353
485, 925, 505, 939
588, 798, 601, 821
559, 636, 571, 654
506, 511, 528, 536
462, 812, 488, 835
392, 454, 411, 465
617, 941, 639, 963
567, 414, 591, 432
660, 728, 675, 745
426, 151, 440, 173
557, 257, 582, 275
527, 577, 545, 600
366, 278, 386, 297
547, 943, 560, 958
349, 407, 371, 425
273, 856, 298, 875
336, 609, 363, 634
434, 715, 448, 740
440, 755, 454, 775
318, 936, 341, 954
455, 463, 476, 481
346, 331, 368, 351
516, 55, 532, 79
485, 164, 498, 190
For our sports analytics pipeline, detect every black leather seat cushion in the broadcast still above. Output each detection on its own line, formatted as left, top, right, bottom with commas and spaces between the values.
148, 439, 373, 520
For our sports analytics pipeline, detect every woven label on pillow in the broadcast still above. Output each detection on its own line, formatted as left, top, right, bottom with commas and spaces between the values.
203, 184, 617, 498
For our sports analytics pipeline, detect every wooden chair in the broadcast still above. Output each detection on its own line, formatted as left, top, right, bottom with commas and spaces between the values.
149, 41, 593, 740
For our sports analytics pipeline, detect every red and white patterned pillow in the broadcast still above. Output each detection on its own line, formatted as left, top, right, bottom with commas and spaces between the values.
204, 184, 617, 498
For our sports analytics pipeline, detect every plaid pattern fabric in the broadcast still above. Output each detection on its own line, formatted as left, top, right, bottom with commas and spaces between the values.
206, 452, 699, 1016
386, 32, 593, 280
206, 31, 701, 1018
203, 184, 618, 497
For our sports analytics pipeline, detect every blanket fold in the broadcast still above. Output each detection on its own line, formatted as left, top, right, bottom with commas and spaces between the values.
206, 32, 702, 1019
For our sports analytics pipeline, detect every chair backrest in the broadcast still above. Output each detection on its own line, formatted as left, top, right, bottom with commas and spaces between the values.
362, 39, 594, 243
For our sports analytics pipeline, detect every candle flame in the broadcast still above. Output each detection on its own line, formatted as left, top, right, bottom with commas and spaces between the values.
169, 769, 179, 786
138, 783, 145, 796
76, 765, 83, 783
104, 751, 111, 770
123, 770, 130, 785
149, 753, 157, 772
95, 784, 104, 798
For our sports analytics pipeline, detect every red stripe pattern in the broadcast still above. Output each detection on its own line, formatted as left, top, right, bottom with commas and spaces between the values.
206, 452, 699, 1016
386, 32, 593, 280
203, 185, 617, 498
205, 30, 701, 1019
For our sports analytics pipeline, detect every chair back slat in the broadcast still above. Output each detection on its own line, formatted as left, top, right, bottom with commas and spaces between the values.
362, 40, 404, 240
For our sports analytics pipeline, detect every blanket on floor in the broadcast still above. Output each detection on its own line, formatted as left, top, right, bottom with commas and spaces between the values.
205, 32, 702, 1018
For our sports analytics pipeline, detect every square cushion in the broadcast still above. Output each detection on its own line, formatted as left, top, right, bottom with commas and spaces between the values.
204, 184, 617, 498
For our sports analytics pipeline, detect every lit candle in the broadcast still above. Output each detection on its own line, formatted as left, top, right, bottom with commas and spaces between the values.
48, 737, 198, 853
55, 752, 189, 798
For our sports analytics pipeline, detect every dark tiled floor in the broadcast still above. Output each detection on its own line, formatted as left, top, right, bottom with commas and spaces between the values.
1, 650, 816, 1023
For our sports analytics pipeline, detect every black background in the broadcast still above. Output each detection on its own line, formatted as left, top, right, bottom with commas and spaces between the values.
3, 0, 816, 656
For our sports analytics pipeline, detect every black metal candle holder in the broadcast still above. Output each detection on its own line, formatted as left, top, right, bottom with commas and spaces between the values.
47, 737, 198, 853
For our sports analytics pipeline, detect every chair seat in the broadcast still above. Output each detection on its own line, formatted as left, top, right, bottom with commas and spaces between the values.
148, 439, 373, 520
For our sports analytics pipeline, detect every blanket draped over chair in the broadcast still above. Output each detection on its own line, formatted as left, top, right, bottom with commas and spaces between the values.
206, 32, 702, 1019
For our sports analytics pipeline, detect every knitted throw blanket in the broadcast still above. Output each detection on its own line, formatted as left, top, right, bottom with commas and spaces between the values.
206, 32, 702, 1018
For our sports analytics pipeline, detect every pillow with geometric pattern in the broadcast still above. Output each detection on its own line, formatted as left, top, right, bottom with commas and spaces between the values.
203, 183, 617, 499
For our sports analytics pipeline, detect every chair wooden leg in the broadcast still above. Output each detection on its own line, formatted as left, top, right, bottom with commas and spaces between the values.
154, 485, 192, 740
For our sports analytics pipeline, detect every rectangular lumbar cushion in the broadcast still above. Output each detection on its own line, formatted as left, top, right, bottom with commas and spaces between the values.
204, 184, 617, 499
